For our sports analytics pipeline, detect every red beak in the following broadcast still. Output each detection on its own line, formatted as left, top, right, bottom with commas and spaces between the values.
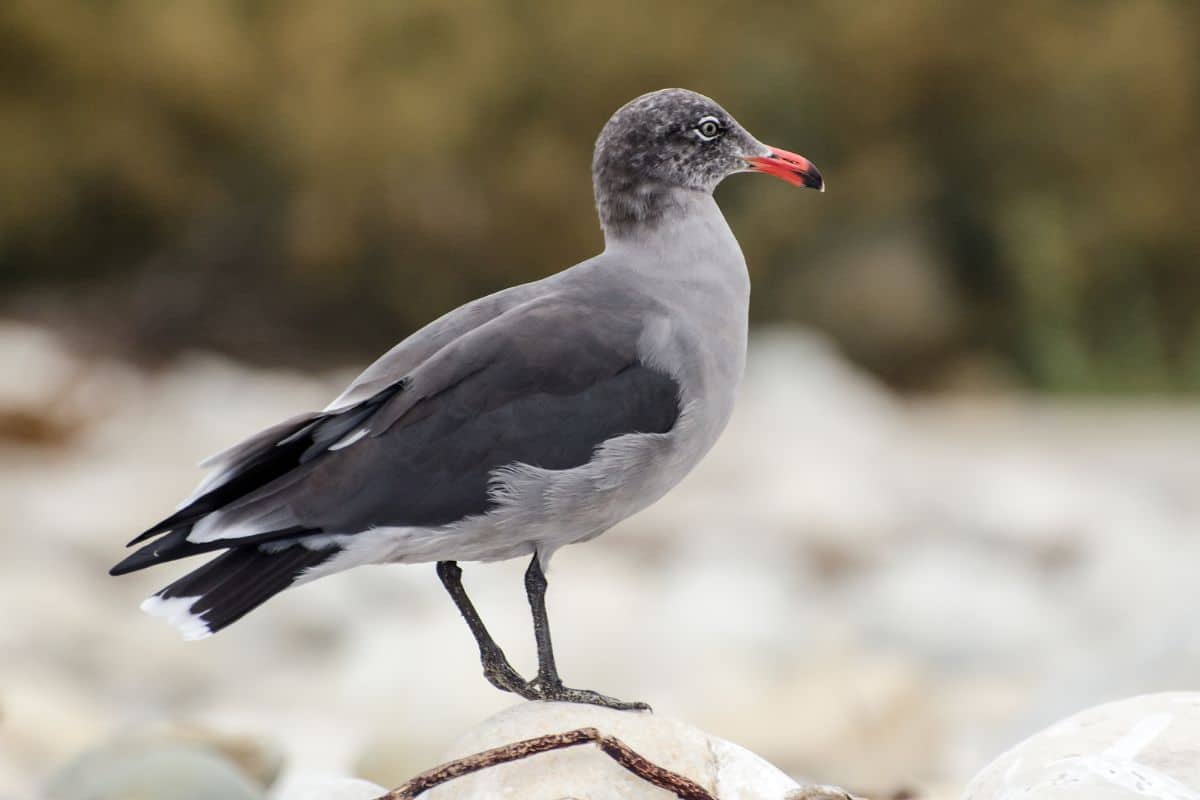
746, 145, 824, 191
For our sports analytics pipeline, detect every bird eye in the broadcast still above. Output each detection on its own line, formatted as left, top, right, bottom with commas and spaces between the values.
695, 117, 722, 141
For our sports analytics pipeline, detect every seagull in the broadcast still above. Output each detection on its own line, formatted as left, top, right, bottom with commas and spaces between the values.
111, 88, 823, 710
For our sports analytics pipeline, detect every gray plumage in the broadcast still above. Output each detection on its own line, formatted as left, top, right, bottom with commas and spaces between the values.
112, 88, 823, 654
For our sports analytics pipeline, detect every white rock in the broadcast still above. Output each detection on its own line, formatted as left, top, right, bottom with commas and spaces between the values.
962, 692, 1200, 799
420, 701, 855, 800
44, 741, 265, 800
272, 775, 386, 800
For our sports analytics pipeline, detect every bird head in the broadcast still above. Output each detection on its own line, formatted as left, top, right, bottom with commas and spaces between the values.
592, 88, 822, 234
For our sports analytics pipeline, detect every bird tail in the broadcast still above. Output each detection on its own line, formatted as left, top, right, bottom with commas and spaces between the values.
140, 544, 340, 639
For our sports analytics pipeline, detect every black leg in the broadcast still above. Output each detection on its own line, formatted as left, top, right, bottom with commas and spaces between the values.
437, 561, 533, 698
522, 554, 651, 712
524, 554, 562, 691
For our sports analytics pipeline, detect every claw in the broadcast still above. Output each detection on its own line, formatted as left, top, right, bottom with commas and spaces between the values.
537, 684, 652, 712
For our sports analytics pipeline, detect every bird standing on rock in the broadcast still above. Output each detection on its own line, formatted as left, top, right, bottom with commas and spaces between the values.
111, 88, 824, 711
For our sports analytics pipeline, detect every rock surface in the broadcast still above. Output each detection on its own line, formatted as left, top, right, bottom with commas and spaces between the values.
272, 776, 386, 800
420, 701, 854, 800
152, 724, 285, 789
962, 692, 1200, 799
44, 739, 265, 800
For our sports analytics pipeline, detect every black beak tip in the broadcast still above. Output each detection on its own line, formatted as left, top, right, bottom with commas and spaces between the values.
804, 167, 825, 192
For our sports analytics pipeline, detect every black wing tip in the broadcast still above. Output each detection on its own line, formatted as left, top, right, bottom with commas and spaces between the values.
112, 525, 325, 577
126, 517, 185, 548
111, 528, 192, 575
118, 376, 409, 566
110, 551, 150, 576
129, 509, 196, 546
111, 541, 181, 575
126, 529, 159, 548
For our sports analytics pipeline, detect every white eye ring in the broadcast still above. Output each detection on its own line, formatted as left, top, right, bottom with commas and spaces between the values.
695, 116, 722, 141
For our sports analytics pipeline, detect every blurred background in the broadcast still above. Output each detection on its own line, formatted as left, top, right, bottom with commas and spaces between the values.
3, 1, 1200, 798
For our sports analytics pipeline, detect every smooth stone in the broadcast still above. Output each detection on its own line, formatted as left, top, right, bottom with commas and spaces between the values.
418, 701, 856, 800
962, 692, 1200, 799
355, 729, 441, 792
273, 776, 386, 800
151, 724, 286, 790
44, 740, 264, 800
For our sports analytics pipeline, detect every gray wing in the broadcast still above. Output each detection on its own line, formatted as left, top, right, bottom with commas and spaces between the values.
182, 278, 544, 483
322, 278, 547, 411
112, 293, 679, 573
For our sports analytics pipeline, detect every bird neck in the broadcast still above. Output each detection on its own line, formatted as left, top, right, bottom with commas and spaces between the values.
598, 183, 725, 241
601, 191, 746, 283
594, 174, 711, 240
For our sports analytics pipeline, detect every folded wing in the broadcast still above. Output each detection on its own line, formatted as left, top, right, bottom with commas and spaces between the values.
112, 294, 680, 576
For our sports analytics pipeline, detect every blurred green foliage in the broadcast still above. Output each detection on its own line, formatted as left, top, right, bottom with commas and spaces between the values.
1, 0, 1198, 391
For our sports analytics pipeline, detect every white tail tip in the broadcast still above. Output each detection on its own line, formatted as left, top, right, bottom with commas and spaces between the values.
140, 594, 213, 641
